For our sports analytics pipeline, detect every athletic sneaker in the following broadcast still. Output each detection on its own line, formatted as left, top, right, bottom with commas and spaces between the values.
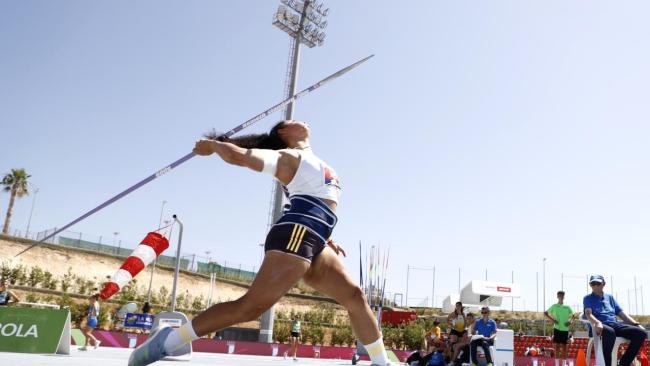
94, 340, 102, 349
128, 325, 174, 366
284, 351, 288, 359
78, 346, 88, 351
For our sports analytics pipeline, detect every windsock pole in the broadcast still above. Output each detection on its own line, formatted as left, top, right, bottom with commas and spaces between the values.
170, 214, 183, 312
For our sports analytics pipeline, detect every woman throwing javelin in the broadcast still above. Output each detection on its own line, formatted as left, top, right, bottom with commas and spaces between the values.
129, 120, 392, 366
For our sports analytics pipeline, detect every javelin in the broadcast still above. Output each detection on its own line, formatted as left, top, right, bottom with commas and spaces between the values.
15, 54, 375, 258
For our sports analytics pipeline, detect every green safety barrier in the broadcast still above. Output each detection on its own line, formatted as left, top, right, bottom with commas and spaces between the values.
0, 307, 70, 355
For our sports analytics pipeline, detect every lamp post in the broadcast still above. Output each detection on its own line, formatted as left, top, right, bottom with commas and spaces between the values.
259, 0, 329, 344
542, 258, 547, 336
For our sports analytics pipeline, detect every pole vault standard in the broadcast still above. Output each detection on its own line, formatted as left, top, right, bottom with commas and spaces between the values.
14, 55, 374, 258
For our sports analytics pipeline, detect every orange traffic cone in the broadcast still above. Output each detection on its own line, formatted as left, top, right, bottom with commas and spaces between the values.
576, 349, 587, 366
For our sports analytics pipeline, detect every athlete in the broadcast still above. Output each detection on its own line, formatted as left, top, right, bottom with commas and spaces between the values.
284, 316, 301, 361
129, 120, 392, 366
80, 294, 101, 351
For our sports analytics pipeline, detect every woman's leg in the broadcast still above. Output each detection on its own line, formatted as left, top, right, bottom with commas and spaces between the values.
82, 326, 90, 347
302, 247, 380, 344
303, 247, 391, 366
292, 337, 299, 358
303, 247, 381, 344
190, 251, 310, 335
129, 251, 310, 366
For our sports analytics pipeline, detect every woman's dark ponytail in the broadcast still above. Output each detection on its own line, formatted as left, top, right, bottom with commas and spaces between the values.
204, 121, 287, 150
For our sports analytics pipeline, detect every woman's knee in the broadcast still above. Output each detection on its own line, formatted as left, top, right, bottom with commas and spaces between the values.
341, 285, 367, 309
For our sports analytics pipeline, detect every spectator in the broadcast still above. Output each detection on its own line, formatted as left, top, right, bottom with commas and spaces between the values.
80, 294, 101, 351
142, 302, 152, 314
425, 346, 446, 366
141, 302, 153, 334
447, 301, 466, 343
426, 320, 442, 353
406, 350, 424, 366
0, 279, 20, 306
584, 275, 647, 366
545, 290, 576, 366
470, 306, 497, 366
451, 312, 476, 366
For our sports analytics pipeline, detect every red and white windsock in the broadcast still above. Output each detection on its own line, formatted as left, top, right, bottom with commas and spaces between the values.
100, 232, 169, 300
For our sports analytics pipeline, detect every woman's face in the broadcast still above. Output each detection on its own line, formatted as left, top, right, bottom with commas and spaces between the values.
279, 120, 310, 145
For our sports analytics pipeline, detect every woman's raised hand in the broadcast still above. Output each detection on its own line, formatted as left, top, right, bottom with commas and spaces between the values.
193, 140, 217, 156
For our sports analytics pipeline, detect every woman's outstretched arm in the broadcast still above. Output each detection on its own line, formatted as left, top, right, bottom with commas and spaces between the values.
193, 139, 298, 184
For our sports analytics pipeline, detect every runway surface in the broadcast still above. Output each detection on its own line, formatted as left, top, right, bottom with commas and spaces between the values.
1, 346, 368, 366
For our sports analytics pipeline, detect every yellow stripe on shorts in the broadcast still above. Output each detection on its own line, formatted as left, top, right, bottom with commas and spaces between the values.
291, 226, 307, 252
286, 224, 300, 250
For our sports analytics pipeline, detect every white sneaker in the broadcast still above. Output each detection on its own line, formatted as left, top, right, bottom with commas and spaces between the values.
94, 340, 102, 349
293, 357, 298, 361
283, 351, 288, 359
79, 346, 88, 351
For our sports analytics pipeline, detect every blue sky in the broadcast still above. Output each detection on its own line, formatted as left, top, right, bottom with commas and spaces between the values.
2, 1, 650, 313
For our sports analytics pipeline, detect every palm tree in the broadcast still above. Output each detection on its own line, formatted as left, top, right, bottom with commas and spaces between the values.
2, 168, 31, 235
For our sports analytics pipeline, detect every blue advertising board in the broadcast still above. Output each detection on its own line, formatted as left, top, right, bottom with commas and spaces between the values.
124, 313, 154, 329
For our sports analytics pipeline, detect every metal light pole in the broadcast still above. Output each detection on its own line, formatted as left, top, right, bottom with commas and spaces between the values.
259, 0, 329, 344
432, 266, 436, 309
634, 276, 638, 315
536, 272, 539, 312
147, 200, 167, 303
405, 265, 410, 308
542, 258, 547, 336
25, 187, 39, 239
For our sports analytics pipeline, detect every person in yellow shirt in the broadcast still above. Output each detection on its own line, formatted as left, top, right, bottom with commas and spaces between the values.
426, 320, 442, 353
447, 302, 466, 343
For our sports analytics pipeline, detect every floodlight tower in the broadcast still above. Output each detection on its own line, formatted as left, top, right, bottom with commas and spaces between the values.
258, 0, 329, 343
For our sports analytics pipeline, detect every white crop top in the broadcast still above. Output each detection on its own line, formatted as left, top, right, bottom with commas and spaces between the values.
284, 148, 341, 203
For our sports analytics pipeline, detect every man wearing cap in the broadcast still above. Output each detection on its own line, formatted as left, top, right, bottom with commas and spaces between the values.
583, 275, 647, 366
470, 306, 497, 366
0, 279, 20, 306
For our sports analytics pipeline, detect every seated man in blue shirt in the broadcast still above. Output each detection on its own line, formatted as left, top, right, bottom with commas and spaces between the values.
583, 275, 647, 366
470, 306, 497, 366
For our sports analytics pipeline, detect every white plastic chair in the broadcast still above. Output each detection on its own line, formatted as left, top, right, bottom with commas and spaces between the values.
580, 317, 629, 365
